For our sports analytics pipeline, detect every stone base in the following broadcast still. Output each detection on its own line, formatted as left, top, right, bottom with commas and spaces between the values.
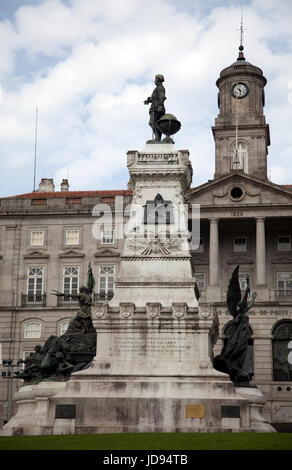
1, 374, 258, 436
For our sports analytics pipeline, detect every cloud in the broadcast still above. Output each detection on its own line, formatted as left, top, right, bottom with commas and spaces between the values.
0, 0, 292, 197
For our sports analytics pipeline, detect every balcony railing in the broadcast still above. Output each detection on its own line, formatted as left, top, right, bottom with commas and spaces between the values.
274, 289, 292, 298
57, 295, 79, 306
21, 293, 46, 307
94, 292, 114, 302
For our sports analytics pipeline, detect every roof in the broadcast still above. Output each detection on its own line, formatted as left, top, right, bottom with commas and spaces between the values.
3, 189, 133, 199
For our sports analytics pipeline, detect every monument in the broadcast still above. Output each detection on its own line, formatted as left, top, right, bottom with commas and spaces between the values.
0, 76, 275, 435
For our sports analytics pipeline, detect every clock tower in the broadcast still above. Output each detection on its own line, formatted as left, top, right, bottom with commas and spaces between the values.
212, 45, 270, 180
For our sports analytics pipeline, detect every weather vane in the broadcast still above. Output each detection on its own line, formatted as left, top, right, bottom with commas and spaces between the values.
237, 1, 246, 51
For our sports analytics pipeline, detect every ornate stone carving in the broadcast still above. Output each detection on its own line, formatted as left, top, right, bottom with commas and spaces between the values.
146, 303, 161, 318
172, 303, 187, 318
127, 151, 136, 167
119, 302, 135, 318
92, 302, 108, 319
127, 236, 182, 256
179, 151, 190, 166
137, 153, 179, 164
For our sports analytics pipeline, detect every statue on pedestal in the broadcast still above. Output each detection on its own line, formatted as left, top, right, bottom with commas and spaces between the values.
144, 74, 166, 142
213, 265, 256, 386
144, 74, 181, 143
16, 263, 96, 384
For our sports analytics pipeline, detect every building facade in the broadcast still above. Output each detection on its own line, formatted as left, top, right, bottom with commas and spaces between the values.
0, 47, 292, 428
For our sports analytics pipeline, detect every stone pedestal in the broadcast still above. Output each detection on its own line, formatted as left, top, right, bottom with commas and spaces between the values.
0, 144, 275, 435
111, 143, 197, 308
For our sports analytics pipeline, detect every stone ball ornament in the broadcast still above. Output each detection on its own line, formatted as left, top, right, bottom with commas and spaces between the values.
156, 114, 181, 144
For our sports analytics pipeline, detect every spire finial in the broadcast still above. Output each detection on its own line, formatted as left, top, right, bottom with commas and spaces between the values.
237, 2, 246, 60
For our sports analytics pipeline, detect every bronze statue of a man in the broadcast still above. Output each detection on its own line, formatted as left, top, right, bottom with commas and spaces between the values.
144, 74, 166, 142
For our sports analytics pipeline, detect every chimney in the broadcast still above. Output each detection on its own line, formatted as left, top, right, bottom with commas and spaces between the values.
38, 178, 55, 192
61, 178, 69, 191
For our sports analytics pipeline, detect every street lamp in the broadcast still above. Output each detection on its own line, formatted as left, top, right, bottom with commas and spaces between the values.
1, 359, 23, 422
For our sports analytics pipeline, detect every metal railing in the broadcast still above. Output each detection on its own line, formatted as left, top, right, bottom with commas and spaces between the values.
93, 292, 114, 302
56, 295, 79, 306
21, 293, 46, 307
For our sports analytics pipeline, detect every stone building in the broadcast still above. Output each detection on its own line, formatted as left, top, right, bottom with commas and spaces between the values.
0, 46, 292, 428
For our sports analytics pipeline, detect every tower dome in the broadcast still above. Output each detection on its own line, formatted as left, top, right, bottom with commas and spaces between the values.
212, 44, 270, 181
216, 45, 266, 88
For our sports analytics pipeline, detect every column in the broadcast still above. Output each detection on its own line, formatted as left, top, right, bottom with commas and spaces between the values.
209, 218, 219, 287
256, 217, 266, 285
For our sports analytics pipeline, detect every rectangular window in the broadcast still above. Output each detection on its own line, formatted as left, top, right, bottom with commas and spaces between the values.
101, 228, 114, 244
24, 322, 41, 339
63, 266, 80, 301
276, 272, 292, 296
65, 229, 80, 245
238, 273, 249, 290
194, 273, 205, 291
233, 236, 247, 252
30, 230, 44, 246
277, 235, 291, 251
27, 267, 44, 303
99, 266, 115, 300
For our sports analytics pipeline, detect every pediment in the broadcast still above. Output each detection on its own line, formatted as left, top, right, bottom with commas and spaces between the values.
58, 249, 84, 258
271, 256, 292, 264
94, 248, 120, 258
227, 255, 253, 265
24, 250, 49, 259
188, 173, 292, 207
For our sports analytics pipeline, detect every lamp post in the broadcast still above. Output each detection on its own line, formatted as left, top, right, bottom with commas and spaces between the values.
1, 359, 23, 422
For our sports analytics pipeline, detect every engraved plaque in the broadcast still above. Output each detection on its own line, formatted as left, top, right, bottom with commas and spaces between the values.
55, 404, 76, 419
186, 404, 205, 418
221, 406, 240, 418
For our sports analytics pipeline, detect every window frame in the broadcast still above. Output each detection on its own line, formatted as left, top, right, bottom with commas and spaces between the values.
62, 265, 80, 300
277, 235, 291, 252
233, 235, 247, 253
98, 265, 115, 298
272, 320, 292, 382
23, 321, 42, 339
26, 266, 45, 302
30, 230, 45, 247
193, 272, 206, 291
232, 142, 248, 173
65, 229, 80, 246
101, 228, 115, 245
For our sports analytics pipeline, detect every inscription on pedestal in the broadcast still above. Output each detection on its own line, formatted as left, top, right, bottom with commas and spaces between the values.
186, 404, 205, 418
112, 334, 190, 356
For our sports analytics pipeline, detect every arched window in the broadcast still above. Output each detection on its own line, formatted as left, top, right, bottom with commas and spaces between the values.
272, 321, 292, 381
232, 142, 248, 173
60, 320, 70, 336
223, 321, 254, 379
24, 321, 41, 339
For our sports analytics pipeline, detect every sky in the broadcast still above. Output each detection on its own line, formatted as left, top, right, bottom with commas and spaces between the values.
0, 0, 292, 197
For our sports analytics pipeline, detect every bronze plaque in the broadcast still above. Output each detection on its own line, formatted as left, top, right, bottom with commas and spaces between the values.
186, 404, 205, 418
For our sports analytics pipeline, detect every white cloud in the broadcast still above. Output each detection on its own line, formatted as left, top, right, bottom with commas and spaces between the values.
0, 0, 292, 197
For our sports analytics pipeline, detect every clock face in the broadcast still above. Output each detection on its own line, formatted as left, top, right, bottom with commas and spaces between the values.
232, 82, 249, 99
